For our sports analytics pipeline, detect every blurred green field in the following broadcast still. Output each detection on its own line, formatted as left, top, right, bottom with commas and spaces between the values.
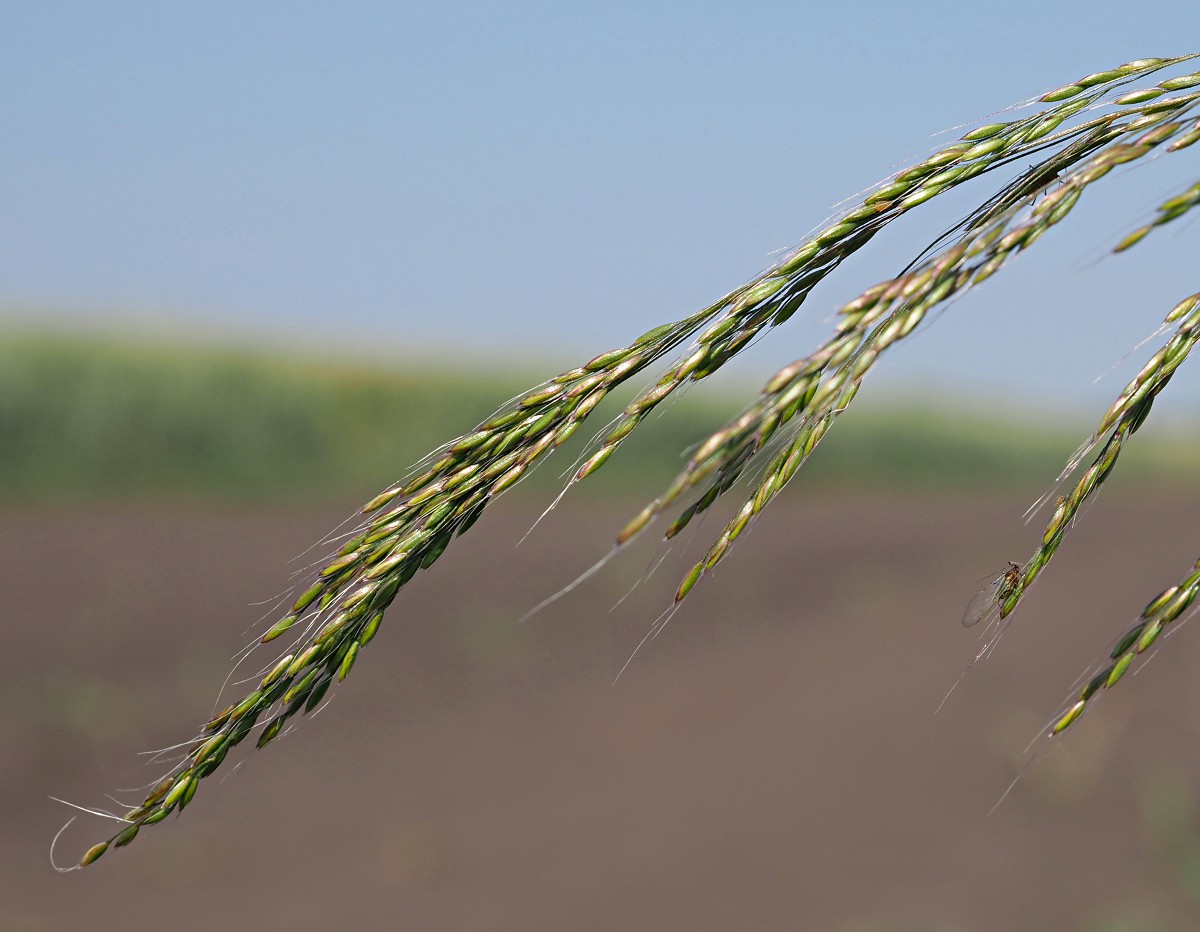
2, 326, 1197, 503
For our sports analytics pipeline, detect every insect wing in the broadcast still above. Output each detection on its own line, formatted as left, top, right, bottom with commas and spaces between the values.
962, 577, 1001, 628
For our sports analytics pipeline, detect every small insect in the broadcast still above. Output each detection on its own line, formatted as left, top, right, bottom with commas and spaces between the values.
1015, 163, 1064, 208
962, 561, 1022, 628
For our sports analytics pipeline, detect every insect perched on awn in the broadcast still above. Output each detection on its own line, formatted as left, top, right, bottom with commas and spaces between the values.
962, 561, 1022, 628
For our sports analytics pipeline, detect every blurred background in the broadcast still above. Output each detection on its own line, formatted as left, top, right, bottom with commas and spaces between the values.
4, 3, 1200, 930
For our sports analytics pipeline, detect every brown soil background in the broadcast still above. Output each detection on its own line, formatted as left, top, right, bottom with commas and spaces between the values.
5, 490, 1200, 930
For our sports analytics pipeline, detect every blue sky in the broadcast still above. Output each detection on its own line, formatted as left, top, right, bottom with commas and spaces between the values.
4, 2, 1200, 415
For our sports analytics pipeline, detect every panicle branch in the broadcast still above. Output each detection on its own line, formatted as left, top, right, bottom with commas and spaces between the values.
654, 80, 1200, 606
1048, 556, 1200, 736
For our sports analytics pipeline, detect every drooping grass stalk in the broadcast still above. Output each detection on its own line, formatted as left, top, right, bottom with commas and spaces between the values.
1116, 176, 1200, 252
71, 54, 1199, 867
658, 108, 1200, 606
995, 292, 1200, 622
1049, 557, 1200, 735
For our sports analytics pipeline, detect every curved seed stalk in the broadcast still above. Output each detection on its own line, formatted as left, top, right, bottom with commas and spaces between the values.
71, 53, 1199, 866
658, 111, 1200, 606
1048, 557, 1200, 736
996, 291, 1200, 620
1116, 175, 1200, 252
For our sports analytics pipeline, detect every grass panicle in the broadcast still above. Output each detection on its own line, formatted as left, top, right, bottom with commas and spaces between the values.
650, 99, 1200, 607
71, 53, 1199, 866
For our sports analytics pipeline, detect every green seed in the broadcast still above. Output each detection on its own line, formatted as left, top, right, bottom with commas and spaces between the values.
179, 776, 199, 810
192, 734, 226, 767
665, 504, 697, 540
1052, 701, 1086, 734
576, 445, 615, 481
865, 182, 909, 205
305, 675, 333, 712
634, 323, 677, 346
736, 277, 786, 308
1161, 73, 1200, 91
960, 137, 1007, 161
526, 406, 561, 439
202, 704, 235, 733
262, 614, 300, 644
675, 562, 703, 603
490, 463, 526, 495
142, 775, 175, 806
450, 430, 492, 454
962, 122, 1009, 141
520, 384, 561, 408
1077, 68, 1126, 87
699, 315, 739, 344
286, 647, 320, 677
606, 414, 641, 444
1025, 113, 1066, 142
292, 585, 326, 614
573, 388, 608, 419
421, 530, 453, 565
339, 642, 360, 681
319, 551, 361, 578
1081, 669, 1111, 701
776, 242, 820, 272
161, 773, 194, 811
362, 486, 403, 513
1111, 623, 1146, 658
229, 690, 264, 723
228, 707, 263, 745
363, 550, 407, 580
1167, 128, 1200, 151
284, 668, 321, 704
112, 822, 140, 848
195, 743, 229, 777
360, 612, 384, 646
1137, 619, 1164, 652
1042, 83, 1086, 103
257, 717, 284, 749
617, 502, 658, 546
1143, 586, 1179, 617
704, 535, 730, 570
584, 347, 631, 371
1107, 651, 1135, 687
